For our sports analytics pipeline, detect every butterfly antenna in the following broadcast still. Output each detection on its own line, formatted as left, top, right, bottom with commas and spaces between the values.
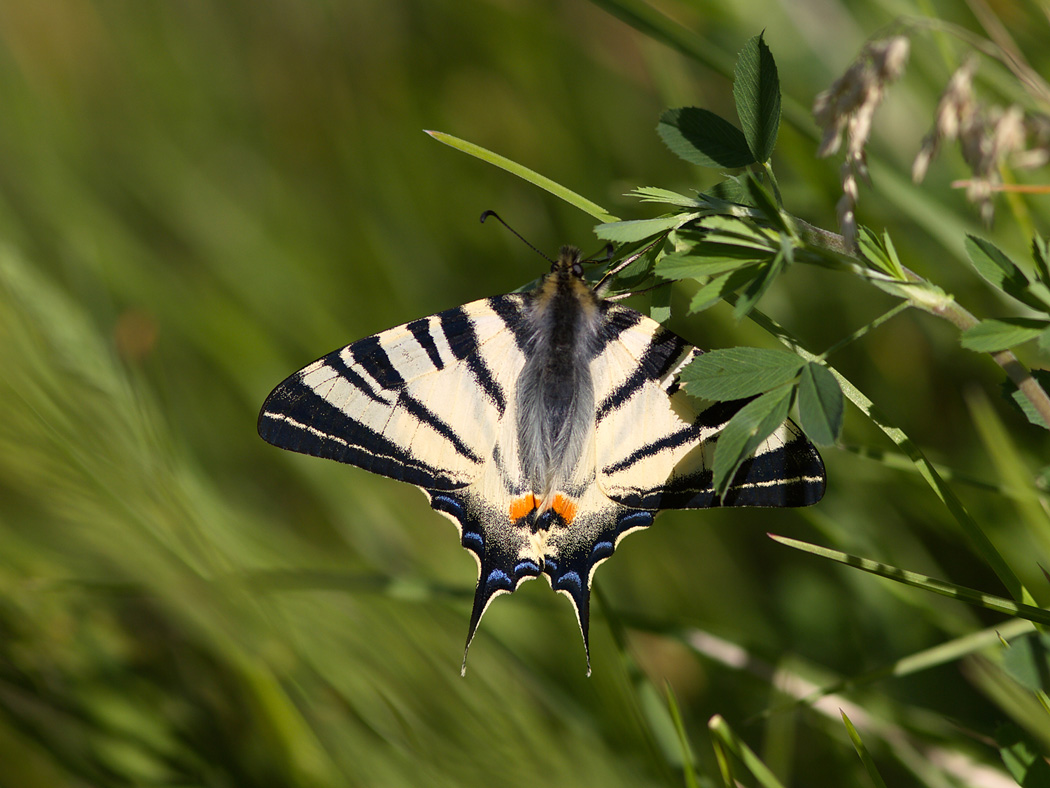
480, 210, 554, 264
593, 232, 668, 293
582, 243, 615, 266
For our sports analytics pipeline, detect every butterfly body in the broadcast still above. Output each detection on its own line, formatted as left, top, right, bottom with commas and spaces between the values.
259, 246, 825, 672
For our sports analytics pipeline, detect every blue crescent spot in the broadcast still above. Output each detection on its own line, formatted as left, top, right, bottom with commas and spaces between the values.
590, 540, 614, 557
514, 560, 540, 576
616, 511, 653, 532
486, 568, 511, 587
555, 571, 582, 590
461, 531, 484, 548
544, 557, 559, 573
431, 494, 465, 517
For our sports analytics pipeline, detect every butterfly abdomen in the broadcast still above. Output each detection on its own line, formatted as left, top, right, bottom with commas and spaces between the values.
515, 250, 602, 502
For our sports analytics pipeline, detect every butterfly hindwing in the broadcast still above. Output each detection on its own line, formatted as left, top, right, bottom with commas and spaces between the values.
593, 305, 826, 510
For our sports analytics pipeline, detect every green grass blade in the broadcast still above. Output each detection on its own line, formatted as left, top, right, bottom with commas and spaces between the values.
708, 715, 787, 788
711, 736, 734, 788
424, 130, 619, 223
585, 0, 735, 77
769, 534, 1050, 625
841, 711, 889, 788
686, 625, 1029, 786
664, 684, 699, 788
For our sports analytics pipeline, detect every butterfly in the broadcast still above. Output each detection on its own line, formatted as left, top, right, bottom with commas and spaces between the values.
258, 244, 825, 673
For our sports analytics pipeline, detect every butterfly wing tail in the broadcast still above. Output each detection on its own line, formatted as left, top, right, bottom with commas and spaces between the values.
543, 508, 655, 676
426, 490, 542, 675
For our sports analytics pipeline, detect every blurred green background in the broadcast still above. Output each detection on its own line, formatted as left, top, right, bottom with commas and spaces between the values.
1, 0, 1048, 785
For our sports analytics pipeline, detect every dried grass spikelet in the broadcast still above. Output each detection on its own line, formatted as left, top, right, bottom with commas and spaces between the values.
914, 57, 1041, 223
814, 36, 910, 248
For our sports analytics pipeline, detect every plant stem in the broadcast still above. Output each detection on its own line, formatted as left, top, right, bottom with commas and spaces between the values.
817, 302, 912, 361
796, 218, 1050, 431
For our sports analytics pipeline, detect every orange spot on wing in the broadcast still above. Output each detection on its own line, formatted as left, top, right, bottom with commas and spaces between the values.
509, 494, 538, 522
552, 494, 577, 524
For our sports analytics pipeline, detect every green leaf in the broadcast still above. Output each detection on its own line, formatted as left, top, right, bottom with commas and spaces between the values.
797, 363, 843, 446
1039, 326, 1050, 355
656, 253, 760, 280
681, 347, 805, 400
965, 235, 1049, 311
1001, 633, 1050, 693
960, 317, 1049, 352
732, 33, 781, 164
1033, 234, 1050, 285
704, 177, 753, 206
857, 226, 906, 280
743, 173, 787, 231
733, 244, 786, 320
745, 304, 1037, 611
688, 266, 761, 313
1001, 369, 1050, 428
649, 278, 671, 324
694, 214, 778, 249
657, 107, 755, 168
997, 723, 1050, 787
424, 130, 618, 223
655, 247, 772, 281
630, 186, 703, 207
595, 212, 701, 243
712, 386, 793, 497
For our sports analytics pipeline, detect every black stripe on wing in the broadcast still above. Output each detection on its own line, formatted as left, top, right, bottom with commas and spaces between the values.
325, 348, 387, 406
438, 306, 507, 416
407, 317, 444, 370
258, 378, 468, 489
486, 295, 532, 354
592, 305, 643, 356
351, 334, 405, 389
602, 421, 702, 476
596, 326, 688, 424
722, 439, 826, 506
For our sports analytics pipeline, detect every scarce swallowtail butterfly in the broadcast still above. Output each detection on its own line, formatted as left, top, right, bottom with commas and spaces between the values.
259, 244, 825, 673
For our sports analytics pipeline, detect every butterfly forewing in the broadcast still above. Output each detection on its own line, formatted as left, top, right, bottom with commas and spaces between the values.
259, 296, 529, 490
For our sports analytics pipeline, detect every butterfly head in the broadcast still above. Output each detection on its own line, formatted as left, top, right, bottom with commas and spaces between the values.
551, 245, 585, 278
